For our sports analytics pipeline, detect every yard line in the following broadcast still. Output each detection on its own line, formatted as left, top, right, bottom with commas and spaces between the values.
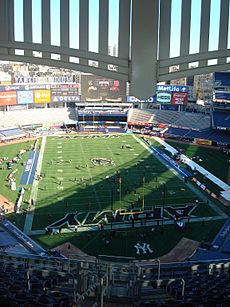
78, 138, 101, 209
23, 136, 47, 235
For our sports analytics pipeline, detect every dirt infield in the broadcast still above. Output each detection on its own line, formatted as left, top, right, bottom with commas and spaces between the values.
0, 194, 15, 213
52, 242, 96, 261
53, 238, 200, 264
0, 137, 36, 147
158, 237, 200, 263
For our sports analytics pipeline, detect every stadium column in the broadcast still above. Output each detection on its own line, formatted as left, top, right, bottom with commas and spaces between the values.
199, 0, 211, 68
60, 0, 69, 63
42, 0, 51, 60
99, 0, 109, 71
79, 0, 89, 67
218, 0, 229, 65
158, 0, 171, 80
130, 0, 159, 98
179, 0, 191, 72
23, 0, 33, 58
0, 0, 14, 56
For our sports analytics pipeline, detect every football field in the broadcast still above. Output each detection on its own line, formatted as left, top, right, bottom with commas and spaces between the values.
32, 134, 217, 229
0, 134, 228, 259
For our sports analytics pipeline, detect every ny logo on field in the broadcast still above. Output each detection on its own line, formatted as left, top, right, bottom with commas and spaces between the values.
134, 242, 153, 254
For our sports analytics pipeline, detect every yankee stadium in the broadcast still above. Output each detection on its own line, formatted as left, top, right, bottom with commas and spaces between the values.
0, 1, 229, 306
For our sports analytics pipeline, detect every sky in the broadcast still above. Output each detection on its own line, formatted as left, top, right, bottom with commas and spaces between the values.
14, 0, 230, 59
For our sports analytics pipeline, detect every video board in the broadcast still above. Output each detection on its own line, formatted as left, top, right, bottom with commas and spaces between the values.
81, 74, 126, 102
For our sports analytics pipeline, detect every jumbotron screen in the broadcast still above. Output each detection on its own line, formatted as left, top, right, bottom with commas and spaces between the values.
81, 74, 126, 102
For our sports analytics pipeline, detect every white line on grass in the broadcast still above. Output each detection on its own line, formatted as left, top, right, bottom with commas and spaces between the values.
23, 136, 47, 235
78, 139, 101, 209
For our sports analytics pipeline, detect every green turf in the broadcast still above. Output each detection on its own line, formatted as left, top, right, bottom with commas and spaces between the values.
0, 134, 227, 259
166, 141, 229, 183
0, 141, 34, 201
149, 139, 229, 195
32, 219, 225, 260
32, 134, 210, 229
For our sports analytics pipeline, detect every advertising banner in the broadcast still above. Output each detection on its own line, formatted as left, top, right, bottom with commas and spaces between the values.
34, 90, 51, 103
194, 139, 212, 146
156, 85, 188, 92
52, 95, 80, 102
0, 84, 50, 91
17, 91, 34, 104
126, 96, 156, 103
24, 84, 50, 91
172, 92, 188, 105
0, 91, 17, 105
156, 92, 171, 104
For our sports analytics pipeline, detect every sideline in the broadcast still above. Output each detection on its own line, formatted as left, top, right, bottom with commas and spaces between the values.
23, 136, 47, 235
132, 134, 227, 219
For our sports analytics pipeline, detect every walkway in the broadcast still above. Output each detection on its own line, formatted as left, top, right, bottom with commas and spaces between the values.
23, 136, 47, 235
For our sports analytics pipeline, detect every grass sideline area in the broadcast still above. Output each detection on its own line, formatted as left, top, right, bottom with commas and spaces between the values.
150, 139, 229, 196
166, 141, 229, 183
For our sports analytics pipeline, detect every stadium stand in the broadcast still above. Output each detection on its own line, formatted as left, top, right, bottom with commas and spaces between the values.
129, 109, 211, 130
213, 110, 230, 129
172, 113, 211, 130
164, 127, 230, 144
0, 219, 47, 258
150, 109, 179, 125
0, 128, 26, 141
128, 108, 153, 123
210, 130, 230, 144
0, 242, 229, 306
0, 108, 76, 129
